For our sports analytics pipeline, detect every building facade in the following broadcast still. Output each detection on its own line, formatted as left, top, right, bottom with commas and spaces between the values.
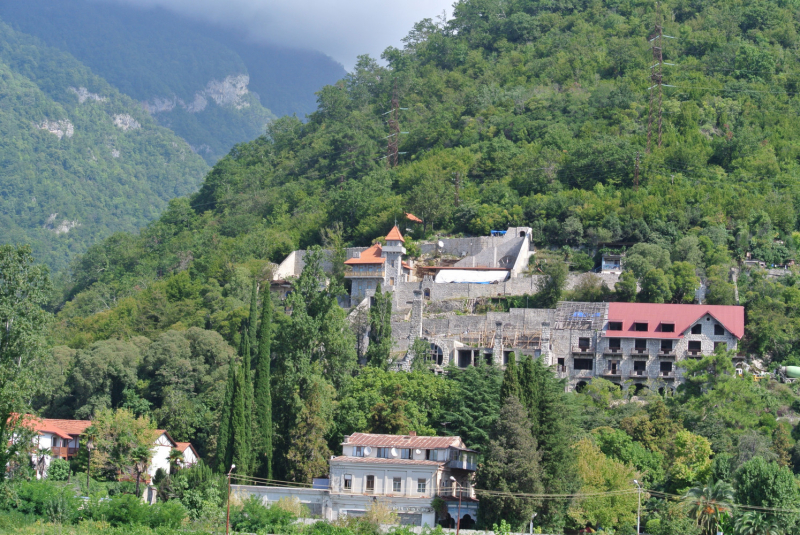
232, 432, 478, 527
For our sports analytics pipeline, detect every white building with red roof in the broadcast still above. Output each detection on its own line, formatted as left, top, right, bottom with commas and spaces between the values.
232, 431, 478, 528
344, 225, 412, 303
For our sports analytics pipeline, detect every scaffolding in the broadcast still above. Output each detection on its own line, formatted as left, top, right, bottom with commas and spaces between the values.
554, 301, 607, 330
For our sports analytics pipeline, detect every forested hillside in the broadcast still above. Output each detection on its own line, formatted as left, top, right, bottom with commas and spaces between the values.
12, 0, 800, 532
0, 0, 346, 162
0, 20, 208, 271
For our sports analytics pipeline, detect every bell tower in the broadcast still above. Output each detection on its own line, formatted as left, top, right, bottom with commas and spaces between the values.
382, 225, 406, 288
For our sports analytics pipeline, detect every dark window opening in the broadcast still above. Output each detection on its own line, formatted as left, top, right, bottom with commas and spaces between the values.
423, 288, 431, 300
634, 360, 647, 372
557, 358, 565, 366
688, 341, 701, 352
503, 350, 511, 365
660, 361, 673, 373
366, 475, 375, 492
484, 351, 493, 365
714, 324, 725, 336
520, 231, 526, 237
457, 350, 472, 368
578, 337, 591, 348
574, 358, 593, 371
661, 323, 675, 332
691, 324, 702, 335
634, 322, 648, 331
635, 339, 647, 350
661, 340, 673, 351
608, 322, 623, 331
608, 338, 621, 349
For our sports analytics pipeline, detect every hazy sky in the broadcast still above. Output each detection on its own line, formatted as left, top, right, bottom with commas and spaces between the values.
96, 0, 455, 69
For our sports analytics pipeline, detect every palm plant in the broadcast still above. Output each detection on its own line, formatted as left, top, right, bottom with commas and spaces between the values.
684, 479, 735, 535
734, 511, 782, 535
168, 448, 184, 473
131, 445, 152, 497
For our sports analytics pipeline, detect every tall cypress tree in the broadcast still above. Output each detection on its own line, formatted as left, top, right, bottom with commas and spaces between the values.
230, 363, 251, 475
365, 284, 393, 368
216, 359, 237, 472
240, 326, 254, 475
500, 352, 520, 401
254, 284, 274, 479
249, 279, 259, 359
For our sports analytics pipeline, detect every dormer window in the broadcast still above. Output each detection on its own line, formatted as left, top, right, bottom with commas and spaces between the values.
354, 446, 364, 457
661, 323, 675, 333
608, 322, 622, 331
634, 322, 648, 332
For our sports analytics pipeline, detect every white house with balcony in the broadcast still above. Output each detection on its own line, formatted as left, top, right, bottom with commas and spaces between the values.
231, 432, 478, 527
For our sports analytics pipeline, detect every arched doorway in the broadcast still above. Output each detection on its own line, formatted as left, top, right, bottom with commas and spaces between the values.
575, 381, 588, 393
428, 344, 444, 366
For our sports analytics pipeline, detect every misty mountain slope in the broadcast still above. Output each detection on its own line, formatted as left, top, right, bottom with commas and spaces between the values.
0, 0, 346, 162
0, 20, 208, 271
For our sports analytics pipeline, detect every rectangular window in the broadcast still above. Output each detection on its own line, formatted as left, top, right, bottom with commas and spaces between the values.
393, 478, 402, 493
660, 361, 673, 373
691, 324, 702, 334
634, 360, 647, 372
608, 338, 621, 349
417, 479, 427, 493
344, 475, 352, 490
400, 448, 411, 459
366, 475, 375, 492
661, 323, 675, 332
390, 277, 395, 285
714, 342, 725, 351
578, 337, 590, 348
608, 321, 623, 331
425, 449, 431, 460
354, 446, 364, 457
688, 341, 702, 351
574, 358, 593, 371
661, 340, 673, 351
635, 339, 647, 350
377, 447, 390, 459
715, 324, 725, 336
634, 322, 648, 331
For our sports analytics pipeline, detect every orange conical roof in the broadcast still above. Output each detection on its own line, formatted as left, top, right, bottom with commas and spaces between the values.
385, 225, 405, 243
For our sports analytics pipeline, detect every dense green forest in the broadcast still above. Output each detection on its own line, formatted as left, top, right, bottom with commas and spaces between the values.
0, 20, 208, 271
0, 0, 346, 162
8, 0, 800, 533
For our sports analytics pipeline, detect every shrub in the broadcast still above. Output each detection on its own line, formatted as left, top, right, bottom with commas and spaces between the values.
47, 459, 70, 482
88, 493, 149, 527
13, 480, 79, 521
148, 499, 186, 529
276, 496, 309, 517
230, 496, 296, 534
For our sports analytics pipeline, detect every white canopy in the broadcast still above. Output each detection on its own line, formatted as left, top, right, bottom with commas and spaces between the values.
434, 269, 509, 284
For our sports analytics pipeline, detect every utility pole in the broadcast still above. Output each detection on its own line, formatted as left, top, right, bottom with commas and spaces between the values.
634, 479, 642, 534
646, 1, 675, 153
226, 464, 236, 535
384, 81, 408, 167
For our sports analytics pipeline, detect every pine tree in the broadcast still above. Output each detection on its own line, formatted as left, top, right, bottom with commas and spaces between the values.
216, 359, 236, 472
286, 378, 334, 483
500, 352, 520, 401
231, 362, 251, 475
476, 395, 543, 530
254, 284, 274, 479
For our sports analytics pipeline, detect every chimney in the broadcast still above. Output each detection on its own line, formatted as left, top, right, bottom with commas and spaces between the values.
409, 431, 417, 437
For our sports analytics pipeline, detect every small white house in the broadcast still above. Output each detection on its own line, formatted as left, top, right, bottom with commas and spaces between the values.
149, 430, 178, 478
175, 442, 199, 468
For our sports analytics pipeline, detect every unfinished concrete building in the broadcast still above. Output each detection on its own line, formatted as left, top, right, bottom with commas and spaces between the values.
394, 297, 744, 392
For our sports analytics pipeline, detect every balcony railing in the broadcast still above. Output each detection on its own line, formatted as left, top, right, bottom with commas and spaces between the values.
572, 346, 594, 354
571, 369, 594, 377
604, 347, 622, 355
50, 447, 79, 458
631, 347, 650, 355
446, 459, 478, 471
345, 269, 386, 278
658, 349, 677, 358
602, 369, 622, 377
686, 349, 703, 357
660, 371, 676, 379
629, 369, 647, 377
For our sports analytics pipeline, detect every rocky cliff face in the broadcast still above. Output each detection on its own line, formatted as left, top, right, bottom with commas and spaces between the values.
142, 74, 251, 115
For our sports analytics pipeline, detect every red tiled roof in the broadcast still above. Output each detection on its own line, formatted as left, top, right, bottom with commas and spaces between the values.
152, 429, 178, 447
13, 416, 73, 440
343, 432, 462, 449
41, 419, 92, 436
330, 456, 442, 466
406, 213, 423, 224
175, 442, 199, 457
344, 244, 385, 265
605, 303, 745, 339
385, 225, 405, 243
402, 262, 412, 270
